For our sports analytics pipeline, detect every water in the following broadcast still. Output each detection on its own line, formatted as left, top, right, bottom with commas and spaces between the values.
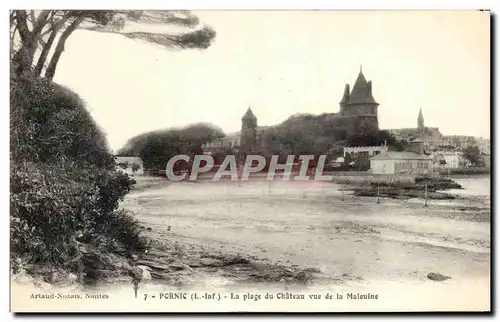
447, 175, 491, 198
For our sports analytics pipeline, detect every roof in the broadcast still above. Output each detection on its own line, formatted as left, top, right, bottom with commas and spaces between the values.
418, 107, 424, 122
347, 70, 378, 105
242, 107, 257, 120
116, 156, 143, 164
370, 152, 431, 161
339, 84, 350, 105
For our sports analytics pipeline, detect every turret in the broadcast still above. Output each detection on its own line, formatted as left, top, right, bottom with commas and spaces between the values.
339, 84, 350, 116
344, 67, 379, 135
240, 107, 258, 154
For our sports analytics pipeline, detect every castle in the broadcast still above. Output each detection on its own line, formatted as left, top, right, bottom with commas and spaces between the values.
203, 68, 380, 154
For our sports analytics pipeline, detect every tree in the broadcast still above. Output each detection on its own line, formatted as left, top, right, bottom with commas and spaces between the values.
131, 163, 141, 174
118, 123, 224, 170
463, 145, 483, 167
117, 162, 129, 170
346, 130, 405, 151
10, 10, 216, 80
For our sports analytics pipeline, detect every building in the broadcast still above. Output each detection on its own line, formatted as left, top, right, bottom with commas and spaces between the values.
336, 66, 380, 136
115, 156, 144, 175
441, 135, 477, 150
203, 68, 381, 153
369, 139, 432, 175
431, 151, 470, 169
388, 107, 444, 152
343, 145, 389, 159
202, 115, 270, 153
476, 137, 491, 155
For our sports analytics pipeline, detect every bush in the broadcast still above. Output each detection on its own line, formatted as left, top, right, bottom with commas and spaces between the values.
10, 72, 115, 169
10, 72, 144, 282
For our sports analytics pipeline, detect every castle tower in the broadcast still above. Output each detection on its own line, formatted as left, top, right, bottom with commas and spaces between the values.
339, 84, 350, 116
418, 107, 425, 131
240, 107, 257, 155
343, 67, 379, 135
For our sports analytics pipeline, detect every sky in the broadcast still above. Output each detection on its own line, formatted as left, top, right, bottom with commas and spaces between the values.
53, 10, 491, 153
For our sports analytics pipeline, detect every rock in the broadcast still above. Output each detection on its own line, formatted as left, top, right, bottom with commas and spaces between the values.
199, 258, 221, 266
169, 261, 192, 272
13, 272, 33, 284
136, 265, 152, 281
427, 272, 451, 281
304, 267, 322, 274
68, 273, 78, 283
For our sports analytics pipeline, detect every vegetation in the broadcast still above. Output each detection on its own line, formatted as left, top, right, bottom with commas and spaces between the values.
10, 71, 147, 283
131, 163, 141, 174
259, 113, 348, 157
117, 123, 225, 170
10, 10, 217, 283
10, 10, 216, 80
346, 130, 406, 151
436, 167, 490, 176
462, 145, 484, 167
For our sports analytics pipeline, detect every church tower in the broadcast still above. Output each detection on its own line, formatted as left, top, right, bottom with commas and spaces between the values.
240, 107, 257, 155
341, 66, 379, 135
418, 107, 425, 131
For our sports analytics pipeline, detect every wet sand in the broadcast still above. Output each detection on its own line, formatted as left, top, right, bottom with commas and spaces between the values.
12, 177, 491, 312
124, 178, 490, 285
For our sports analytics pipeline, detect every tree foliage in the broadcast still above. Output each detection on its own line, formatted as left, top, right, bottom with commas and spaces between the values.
10, 10, 216, 80
258, 114, 405, 158
10, 72, 142, 281
346, 130, 406, 151
117, 123, 225, 170
463, 145, 483, 167
260, 113, 348, 157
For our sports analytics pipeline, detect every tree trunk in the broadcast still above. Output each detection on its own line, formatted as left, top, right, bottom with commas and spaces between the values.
34, 17, 69, 77
45, 16, 84, 81
12, 10, 51, 76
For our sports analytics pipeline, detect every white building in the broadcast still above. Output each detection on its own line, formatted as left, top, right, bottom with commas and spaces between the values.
431, 151, 469, 169
115, 156, 144, 175
343, 145, 389, 159
370, 152, 433, 175
369, 139, 432, 175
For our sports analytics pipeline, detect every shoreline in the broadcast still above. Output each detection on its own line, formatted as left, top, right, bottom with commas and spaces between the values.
12, 175, 490, 301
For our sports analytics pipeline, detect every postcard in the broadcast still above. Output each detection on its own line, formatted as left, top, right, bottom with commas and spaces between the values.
10, 9, 491, 312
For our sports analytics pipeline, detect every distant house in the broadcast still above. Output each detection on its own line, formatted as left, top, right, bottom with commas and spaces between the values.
115, 156, 144, 175
343, 144, 388, 159
430, 151, 470, 169
369, 139, 432, 175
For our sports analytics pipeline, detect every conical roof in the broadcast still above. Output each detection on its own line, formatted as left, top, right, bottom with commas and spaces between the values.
242, 107, 257, 120
348, 70, 378, 105
418, 107, 424, 123
339, 84, 350, 105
